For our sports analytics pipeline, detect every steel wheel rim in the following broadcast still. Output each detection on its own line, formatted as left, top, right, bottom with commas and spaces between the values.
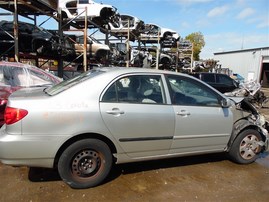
71, 150, 101, 178
239, 134, 260, 160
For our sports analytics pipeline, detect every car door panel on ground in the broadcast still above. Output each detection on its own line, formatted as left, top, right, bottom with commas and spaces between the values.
166, 75, 234, 154
100, 74, 175, 158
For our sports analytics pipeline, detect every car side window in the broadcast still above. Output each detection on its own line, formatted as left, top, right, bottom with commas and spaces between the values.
79, 0, 89, 4
102, 75, 165, 104
166, 75, 220, 107
0, 66, 5, 85
217, 75, 233, 86
202, 74, 215, 83
28, 69, 55, 86
2, 23, 13, 32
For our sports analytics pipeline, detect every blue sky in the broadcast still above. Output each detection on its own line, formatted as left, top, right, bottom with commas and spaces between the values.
103, 0, 269, 58
0, 0, 268, 59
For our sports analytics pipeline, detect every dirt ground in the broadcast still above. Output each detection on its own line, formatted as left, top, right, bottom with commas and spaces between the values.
1, 90, 269, 202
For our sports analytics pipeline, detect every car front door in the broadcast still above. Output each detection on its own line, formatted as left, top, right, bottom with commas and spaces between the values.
166, 75, 234, 154
100, 74, 175, 158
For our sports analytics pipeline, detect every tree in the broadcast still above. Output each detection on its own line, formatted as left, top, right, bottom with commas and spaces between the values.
185, 32, 205, 61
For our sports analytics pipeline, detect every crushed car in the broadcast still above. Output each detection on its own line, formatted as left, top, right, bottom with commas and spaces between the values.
0, 67, 268, 189
140, 23, 179, 45
72, 35, 110, 62
59, 0, 118, 27
225, 80, 269, 108
108, 14, 145, 41
0, 20, 74, 58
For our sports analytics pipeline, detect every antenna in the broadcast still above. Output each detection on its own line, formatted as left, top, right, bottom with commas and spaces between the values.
241, 35, 244, 50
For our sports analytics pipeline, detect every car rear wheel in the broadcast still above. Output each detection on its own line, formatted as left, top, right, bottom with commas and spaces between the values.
58, 139, 112, 189
228, 129, 262, 164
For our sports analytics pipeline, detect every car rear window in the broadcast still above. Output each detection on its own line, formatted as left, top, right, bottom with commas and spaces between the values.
45, 69, 105, 95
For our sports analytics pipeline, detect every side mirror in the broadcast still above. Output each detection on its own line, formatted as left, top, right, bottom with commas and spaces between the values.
234, 80, 239, 88
220, 98, 231, 108
0, 99, 7, 106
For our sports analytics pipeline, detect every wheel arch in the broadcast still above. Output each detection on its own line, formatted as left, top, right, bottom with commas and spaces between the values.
61, 10, 68, 19
226, 118, 266, 152
53, 133, 117, 168
100, 7, 114, 19
95, 49, 110, 60
162, 31, 173, 38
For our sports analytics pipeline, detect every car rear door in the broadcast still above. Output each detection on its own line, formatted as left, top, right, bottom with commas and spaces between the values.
166, 75, 233, 154
100, 74, 175, 158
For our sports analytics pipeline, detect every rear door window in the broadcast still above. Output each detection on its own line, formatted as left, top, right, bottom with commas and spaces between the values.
102, 75, 165, 104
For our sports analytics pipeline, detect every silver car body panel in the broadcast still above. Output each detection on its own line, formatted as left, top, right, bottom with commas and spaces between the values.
170, 105, 233, 154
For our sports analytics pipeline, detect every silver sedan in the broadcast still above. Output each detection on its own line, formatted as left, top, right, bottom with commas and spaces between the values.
0, 67, 268, 189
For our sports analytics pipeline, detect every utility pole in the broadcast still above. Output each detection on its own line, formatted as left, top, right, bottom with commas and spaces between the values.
14, 0, 19, 62
83, 7, 88, 72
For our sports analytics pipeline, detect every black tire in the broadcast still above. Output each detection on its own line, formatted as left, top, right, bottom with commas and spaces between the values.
228, 129, 262, 164
58, 139, 112, 189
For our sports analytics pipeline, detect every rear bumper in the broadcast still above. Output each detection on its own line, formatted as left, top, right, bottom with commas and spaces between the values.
0, 126, 68, 168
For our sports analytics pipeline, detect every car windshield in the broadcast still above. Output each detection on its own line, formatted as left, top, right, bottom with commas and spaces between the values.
45, 69, 105, 95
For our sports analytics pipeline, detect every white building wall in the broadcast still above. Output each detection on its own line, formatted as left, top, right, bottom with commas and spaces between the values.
214, 47, 269, 82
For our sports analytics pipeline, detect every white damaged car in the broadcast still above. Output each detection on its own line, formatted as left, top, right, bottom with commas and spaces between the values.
59, 0, 118, 27
140, 23, 179, 44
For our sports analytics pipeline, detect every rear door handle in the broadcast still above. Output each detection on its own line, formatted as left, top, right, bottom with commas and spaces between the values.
177, 110, 191, 116
106, 108, 125, 116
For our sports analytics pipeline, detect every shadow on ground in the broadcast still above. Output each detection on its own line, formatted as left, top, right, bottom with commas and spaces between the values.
28, 153, 227, 184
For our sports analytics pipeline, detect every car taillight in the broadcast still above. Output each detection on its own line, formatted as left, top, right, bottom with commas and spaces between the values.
4, 107, 28, 125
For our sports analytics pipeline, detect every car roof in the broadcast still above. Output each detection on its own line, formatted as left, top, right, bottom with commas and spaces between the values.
94, 66, 194, 78
191, 72, 229, 75
0, 61, 29, 68
0, 61, 47, 70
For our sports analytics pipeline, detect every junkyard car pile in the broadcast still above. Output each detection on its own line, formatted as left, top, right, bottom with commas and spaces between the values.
0, 0, 183, 68
0, 67, 268, 189
0, 21, 75, 59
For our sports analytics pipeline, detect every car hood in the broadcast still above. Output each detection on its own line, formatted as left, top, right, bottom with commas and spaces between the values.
229, 96, 245, 104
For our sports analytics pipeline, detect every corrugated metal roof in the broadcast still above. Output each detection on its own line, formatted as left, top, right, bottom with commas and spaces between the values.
214, 47, 269, 55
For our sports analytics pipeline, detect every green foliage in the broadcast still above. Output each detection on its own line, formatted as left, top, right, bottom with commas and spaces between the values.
185, 32, 205, 60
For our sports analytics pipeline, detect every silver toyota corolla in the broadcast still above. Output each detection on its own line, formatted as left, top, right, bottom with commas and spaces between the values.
0, 67, 268, 189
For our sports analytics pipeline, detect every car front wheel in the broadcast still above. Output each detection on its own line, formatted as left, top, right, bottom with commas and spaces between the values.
228, 129, 262, 164
58, 139, 112, 189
